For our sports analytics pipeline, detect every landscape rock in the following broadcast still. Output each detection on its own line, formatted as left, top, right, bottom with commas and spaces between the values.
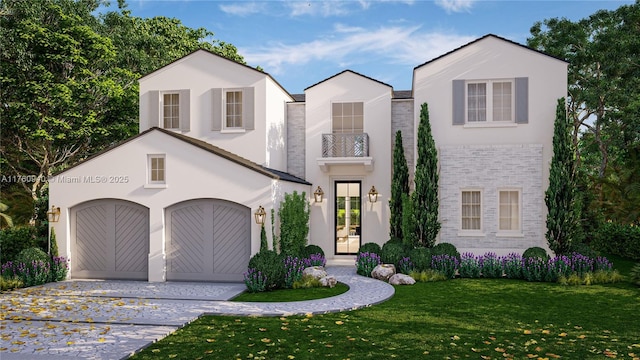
319, 275, 337, 288
371, 264, 396, 281
303, 266, 327, 280
389, 273, 416, 285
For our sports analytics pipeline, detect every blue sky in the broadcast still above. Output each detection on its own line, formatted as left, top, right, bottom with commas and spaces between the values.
99, 0, 632, 94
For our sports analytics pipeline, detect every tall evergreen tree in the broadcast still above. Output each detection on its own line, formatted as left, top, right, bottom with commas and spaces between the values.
412, 103, 440, 247
545, 98, 582, 255
390, 131, 410, 241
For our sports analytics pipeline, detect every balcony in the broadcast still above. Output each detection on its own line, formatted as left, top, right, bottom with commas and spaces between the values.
318, 133, 374, 172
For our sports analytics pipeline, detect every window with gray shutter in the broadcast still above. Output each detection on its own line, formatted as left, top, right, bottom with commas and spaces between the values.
452, 80, 465, 125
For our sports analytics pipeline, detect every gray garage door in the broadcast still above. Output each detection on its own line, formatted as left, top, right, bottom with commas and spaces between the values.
71, 199, 149, 280
166, 199, 250, 282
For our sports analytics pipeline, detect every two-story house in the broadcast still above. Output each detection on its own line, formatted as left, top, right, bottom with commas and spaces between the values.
49, 34, 567, 282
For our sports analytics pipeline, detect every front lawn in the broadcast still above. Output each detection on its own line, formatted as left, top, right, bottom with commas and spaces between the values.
131, 279, 639, 359
232, 282, 349, 302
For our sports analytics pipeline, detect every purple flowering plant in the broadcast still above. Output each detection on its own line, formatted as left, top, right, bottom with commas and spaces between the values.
243, 267, 267, 293
356, 252, 381, 277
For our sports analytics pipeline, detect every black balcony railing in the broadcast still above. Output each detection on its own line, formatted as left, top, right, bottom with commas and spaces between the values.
322, 133, 369, 158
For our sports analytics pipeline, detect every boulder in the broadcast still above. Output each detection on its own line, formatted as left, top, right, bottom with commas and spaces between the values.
319, 275, 337, 288
389, 273, 416, 285
371, 264, 396, 281
303, 266, 327, 280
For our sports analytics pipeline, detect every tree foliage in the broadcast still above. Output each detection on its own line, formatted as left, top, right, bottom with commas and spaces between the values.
411, 103, 440, 247
528, 2, 640, 224
545, 98, 582, 255
278, 191, 310, 256
390, 130, 410, 241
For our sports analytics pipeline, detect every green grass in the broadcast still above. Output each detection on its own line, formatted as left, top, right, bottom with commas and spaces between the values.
232, 283, 349, 302
131, 279, 639, 359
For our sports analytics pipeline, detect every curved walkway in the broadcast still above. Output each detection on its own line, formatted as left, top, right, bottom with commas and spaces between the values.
0, 266, 394, 359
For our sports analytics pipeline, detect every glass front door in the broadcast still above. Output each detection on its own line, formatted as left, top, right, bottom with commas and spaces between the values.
335, 182, 361, 254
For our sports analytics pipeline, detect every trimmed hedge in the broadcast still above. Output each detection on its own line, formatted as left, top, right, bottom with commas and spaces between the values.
247, 250, 285, 291
522, 247, 550, 261
591, 222, 640, 261
359, 242, 382, 256
431, 242, 460, 259
381, 242, 406, 267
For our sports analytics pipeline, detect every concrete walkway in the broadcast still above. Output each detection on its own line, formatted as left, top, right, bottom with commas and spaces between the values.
0, 266, 394, 359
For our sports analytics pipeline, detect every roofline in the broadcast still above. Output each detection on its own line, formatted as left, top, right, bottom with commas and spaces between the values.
138, 48, 295, 101
51, 128, 311, 185
304, 69, 393, 91
413, 34, 568, 72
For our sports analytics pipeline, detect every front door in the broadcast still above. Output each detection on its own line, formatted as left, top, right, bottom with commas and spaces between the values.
335, 181, 361, 254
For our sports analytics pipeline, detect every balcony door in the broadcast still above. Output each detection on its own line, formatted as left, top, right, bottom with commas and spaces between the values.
335, 181, 361, 255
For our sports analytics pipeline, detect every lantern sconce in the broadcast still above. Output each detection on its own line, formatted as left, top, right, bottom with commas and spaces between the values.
254, 206, 266, 225
47, 206, 61, 223
313, 186, 324, 203
367, 186, 379, 203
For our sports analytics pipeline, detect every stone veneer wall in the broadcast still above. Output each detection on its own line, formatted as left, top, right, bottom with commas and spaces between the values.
438, 144, 546, 254
286, 103, 306, 180
391, 99, 415, 186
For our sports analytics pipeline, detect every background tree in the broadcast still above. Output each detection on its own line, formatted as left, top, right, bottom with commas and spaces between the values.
411, 103, 440, 247
528, 2, 640, 224
545, 98, 582, 254
390, 130, 410, 242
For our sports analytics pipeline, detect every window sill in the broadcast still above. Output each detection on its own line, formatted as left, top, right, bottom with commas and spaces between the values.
496, 232, 524, 238
144, 184, 167, 189
463, 122, 518, 129
220, 128, 246, 134
457, 231, 486, 237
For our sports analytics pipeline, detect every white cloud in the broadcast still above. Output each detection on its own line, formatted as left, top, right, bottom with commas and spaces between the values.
287, 1, 352, 17
435, 0, 476, 13
240, 24, 476, 75
219, 2, 266, 16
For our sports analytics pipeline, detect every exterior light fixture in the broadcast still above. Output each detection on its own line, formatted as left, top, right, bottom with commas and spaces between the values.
367, 186, 379, 203
313, 186, 324, 203
47, 206, 61, 223
254, 206, 266, 225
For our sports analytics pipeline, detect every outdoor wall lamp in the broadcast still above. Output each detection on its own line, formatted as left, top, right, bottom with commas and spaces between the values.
313, 186, 324, 203
254, 206, 266, 225
368, 186, 379, 203
47, 206, 61, 223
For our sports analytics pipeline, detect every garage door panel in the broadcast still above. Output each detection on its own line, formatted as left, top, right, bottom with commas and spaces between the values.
213, 204, 250, 280
115, 205, 149, 273
75, 205, 108, 272
168, 204, 209, 278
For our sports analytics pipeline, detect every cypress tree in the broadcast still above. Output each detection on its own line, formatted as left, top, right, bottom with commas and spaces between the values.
545, 98, 582, 255
390, 130, 410, 241
413, 103, 440, 247
259, 224, 268, 252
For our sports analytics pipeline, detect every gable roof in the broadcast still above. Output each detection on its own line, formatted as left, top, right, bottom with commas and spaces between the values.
414, 34, 568, 71
304, 69, 393, 91
138, 48, 294, 101
52, 127, 310, 185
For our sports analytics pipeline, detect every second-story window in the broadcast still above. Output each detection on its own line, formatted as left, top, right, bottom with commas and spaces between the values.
467, 80, 513, 123
163, 93, 180, 129
225, 90, 243, 128
332, 102, 364, 133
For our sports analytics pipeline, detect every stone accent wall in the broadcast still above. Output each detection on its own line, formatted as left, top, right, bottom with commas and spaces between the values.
391, 99, 415, 186
286, 103, 306, 180
438, 144, 546, 254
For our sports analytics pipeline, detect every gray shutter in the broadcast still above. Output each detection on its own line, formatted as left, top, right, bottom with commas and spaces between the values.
452, 80, 465, 125
179, 89, 190, 131
515, 77, 528, 124
212, 88, 222, 131
243, 87, 255, 130
149, 90, 160, 129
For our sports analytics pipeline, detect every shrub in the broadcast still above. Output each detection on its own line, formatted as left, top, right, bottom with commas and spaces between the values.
306, 253, 326, 267
51, 256, 68, 281
502, 253, 523, 279
591, 222, 640, 260
409, 247, 431, 272
431, 254, 458, 279
0, 276, 23, 291
293, 274, 322, 289
631, 263, 640, 287
302, 244, 325, 258
247, 250, 285, 291
522, 247, 550, 261
16, 247, 50, 265
558, 270, 624, 286
522, 257, 547, 282
278, 191, 310, 256
1, 260, 51, 287
480, 252, 503, 278
0, 226, 38, 262
569, 242, 599, 259
397, 257, 414, 274
431, 243, 460, 260
259, 225, 268, 252
282, 256, 307, 288
381, 242, 406, 267
409, 269, 448, 282
359, 242, 382, 256
356, 252, 381, 277
458, 253, 481, 278
243, 268, 267, 293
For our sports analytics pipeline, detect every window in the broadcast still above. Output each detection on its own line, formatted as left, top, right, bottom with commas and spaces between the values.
332, 102, 363, 134
499, 190, 521, 231
163, 93, 180, 129
466, 80, 513, 123
225, 90, 243, 128
148, 155, 165, 184
461, 190, 482, 231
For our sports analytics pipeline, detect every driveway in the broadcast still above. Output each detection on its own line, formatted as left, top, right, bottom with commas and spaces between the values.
0, 266, 394, 359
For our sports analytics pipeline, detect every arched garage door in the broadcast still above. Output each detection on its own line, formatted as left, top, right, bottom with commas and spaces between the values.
71, 199, 149, 280
166, 199, 250, 282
